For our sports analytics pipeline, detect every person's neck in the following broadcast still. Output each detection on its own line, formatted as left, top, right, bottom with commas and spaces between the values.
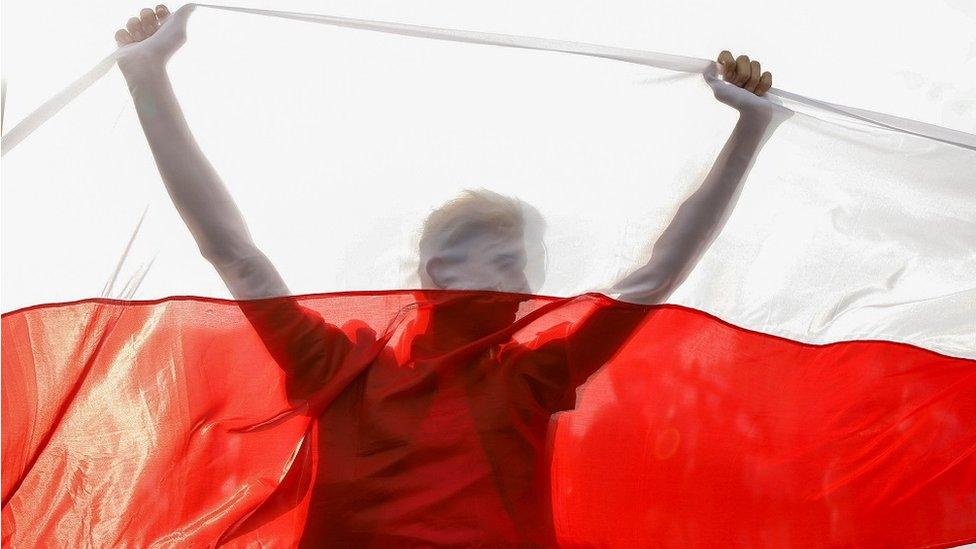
412, 290, 522, 357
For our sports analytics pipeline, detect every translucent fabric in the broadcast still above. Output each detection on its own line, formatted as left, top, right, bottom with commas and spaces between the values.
3, 5, 973, 356
4, 292, 974, 546
2, 3, 974, 547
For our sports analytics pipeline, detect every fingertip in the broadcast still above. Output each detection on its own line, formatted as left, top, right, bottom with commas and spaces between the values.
716, 50, 733, 77
140, 7, 158, 33
156, 4, 171, 18
115, 29, 133, 46
745, 60, 761, 92
735, 55, 751, 85
756, 71, 773, 95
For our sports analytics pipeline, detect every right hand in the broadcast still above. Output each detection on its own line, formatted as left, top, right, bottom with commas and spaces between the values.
115, 5, 191, 72
707, 51, 788, 123
716, 51, 772, 97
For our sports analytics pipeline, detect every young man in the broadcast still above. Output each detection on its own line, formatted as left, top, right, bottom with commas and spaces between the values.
116, 5, 779, 546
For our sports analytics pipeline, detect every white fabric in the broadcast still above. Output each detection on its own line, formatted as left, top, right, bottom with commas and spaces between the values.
2, 4, 974, 358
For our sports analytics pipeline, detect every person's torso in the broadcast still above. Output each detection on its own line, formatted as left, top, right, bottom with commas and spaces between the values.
299, 339, 569, 547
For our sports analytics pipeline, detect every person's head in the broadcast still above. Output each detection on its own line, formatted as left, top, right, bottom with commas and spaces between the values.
418, 189, 546, 293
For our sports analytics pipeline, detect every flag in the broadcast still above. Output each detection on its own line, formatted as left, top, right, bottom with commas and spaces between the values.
2, 4, 974, 547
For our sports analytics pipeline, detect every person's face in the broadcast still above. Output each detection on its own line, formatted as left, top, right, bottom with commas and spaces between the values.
425, 227, 530, 293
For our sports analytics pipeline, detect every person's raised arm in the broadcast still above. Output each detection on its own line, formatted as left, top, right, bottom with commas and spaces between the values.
115, 5, 289, 300
537, 53, 789, 405
613, 51, 789, 304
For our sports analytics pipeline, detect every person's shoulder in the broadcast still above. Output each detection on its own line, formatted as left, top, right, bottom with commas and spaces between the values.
504, 324, 573, 364
337, 318, 380, 346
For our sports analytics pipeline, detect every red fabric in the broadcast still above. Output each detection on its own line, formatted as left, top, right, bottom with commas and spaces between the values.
2, 290, 974, 548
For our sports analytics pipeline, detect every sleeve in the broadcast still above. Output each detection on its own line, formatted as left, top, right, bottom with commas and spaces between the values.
237, 297, 357, 402
525, 301, 649, 413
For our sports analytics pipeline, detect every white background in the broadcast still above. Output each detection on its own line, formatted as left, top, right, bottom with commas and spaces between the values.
4, 0, 976, 133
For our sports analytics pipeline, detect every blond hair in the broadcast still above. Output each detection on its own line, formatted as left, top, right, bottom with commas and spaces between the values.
419, 189, 524, 258
417, 189, 546, 289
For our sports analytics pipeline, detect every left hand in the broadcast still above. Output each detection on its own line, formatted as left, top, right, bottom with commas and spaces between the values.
717, 51, 771, 96
115, 5, 193, 76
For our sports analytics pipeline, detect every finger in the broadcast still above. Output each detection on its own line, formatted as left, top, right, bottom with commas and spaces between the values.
156, 5, 171, 20
745, 60, 761, 92
127, 17, 146, 41
734, 55, 751, 86
723, 57, 737, 80
755, 71, 773, 96
717, 50, 735, 79
115, 29, 134, 46
140, 8, 159, 35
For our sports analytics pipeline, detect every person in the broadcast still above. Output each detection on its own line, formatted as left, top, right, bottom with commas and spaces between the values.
115, 5, 782, 546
